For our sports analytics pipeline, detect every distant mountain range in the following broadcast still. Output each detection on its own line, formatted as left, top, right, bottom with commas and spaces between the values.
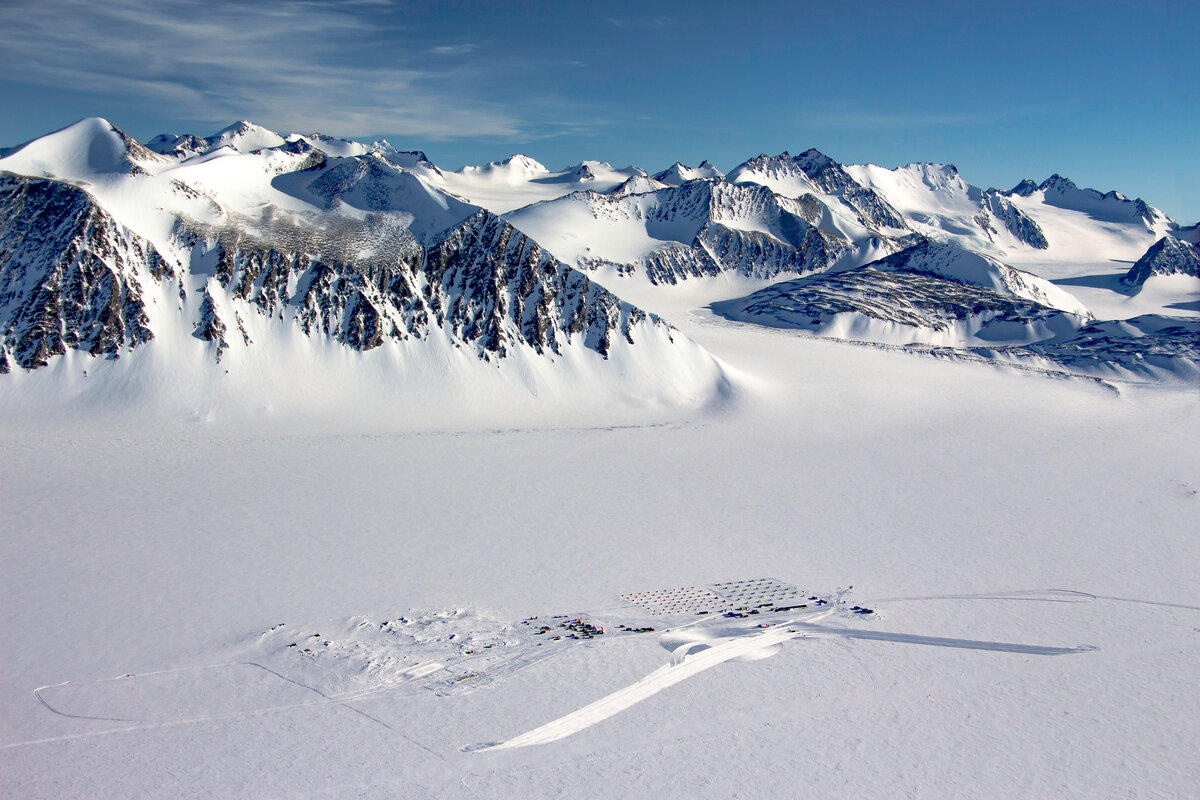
1, 118, 1196, 392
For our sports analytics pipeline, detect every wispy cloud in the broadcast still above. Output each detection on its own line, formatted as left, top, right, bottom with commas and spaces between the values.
0, 0, 541, 139
429, 44, 479, 56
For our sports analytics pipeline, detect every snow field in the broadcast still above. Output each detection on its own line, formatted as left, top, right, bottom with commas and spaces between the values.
4, 317, 1199, 796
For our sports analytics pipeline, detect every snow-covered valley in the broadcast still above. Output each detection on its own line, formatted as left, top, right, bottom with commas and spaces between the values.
2, 119, 1199, 798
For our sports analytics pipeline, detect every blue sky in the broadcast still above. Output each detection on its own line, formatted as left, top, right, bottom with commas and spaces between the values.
1, 0, 1196, 221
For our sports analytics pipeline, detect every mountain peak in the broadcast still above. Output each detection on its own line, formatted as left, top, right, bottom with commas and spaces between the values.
793, 148, 837, 175
501, 154, 548, 171
1123, 235, 1200, 285
575, 164, 595, 180
1009, 178, 1039, 197
0, 117, 164, 177
1038, 174, 1078, 193
206, 121, 285, 153
652, 161, 725, 186
608, 174, 667, 197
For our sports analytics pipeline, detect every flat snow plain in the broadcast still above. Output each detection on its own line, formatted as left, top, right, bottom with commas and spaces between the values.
3, 290, 1199, 798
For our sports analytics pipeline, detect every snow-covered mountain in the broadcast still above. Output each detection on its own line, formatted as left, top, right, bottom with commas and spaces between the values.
652, 161, 725, 186
712, 241, 1090, 347
505, 178, 851, 285
711, 240, 1196, 380
0, 117, 1196, 396
0, 119, 726, 414
726, 150, 909, 242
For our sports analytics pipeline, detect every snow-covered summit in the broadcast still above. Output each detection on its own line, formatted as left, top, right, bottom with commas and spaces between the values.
455, 154, 550, 181
792, 148, 838, 176
1004, 174, 1165, 228
557, 161, 646, 183
2, 117, 166, 179
652, 161, 725, 186
404, 157, 648, 214
506, 176, 849, 284
608, 174, 668, 197
144, 133, 209, 159
144, 123, 429, 166
203, 121, 286, 154
710, 238, 1097, 358
728, 151, 908, 238
726, 152, 818, 196
1175, 223, 1200, 245
147, 121, 290, 159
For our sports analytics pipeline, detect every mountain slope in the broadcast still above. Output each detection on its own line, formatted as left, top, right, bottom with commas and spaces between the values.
0, 121, 728, 414
652, 161, 725, 186
1123, 236, 1200, 286
0, 173, 168, 371
727, 151, 908, 242
712, 239, 1197, 379
712, 240, 1090, 348
506, 179, 850, 285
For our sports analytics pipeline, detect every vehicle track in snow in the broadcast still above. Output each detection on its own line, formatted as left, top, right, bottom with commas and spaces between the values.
13, 585, 1193, 753
468, 607, 1096, 752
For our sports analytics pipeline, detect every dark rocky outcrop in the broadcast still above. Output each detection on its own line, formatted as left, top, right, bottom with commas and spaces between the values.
980, 191, 1049, 249
1122, 236, 1200, 286
189, 209, 665, 362
0, 173, 166, 369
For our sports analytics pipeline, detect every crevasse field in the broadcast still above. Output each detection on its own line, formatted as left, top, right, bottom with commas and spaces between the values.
3, 290, 1198, 798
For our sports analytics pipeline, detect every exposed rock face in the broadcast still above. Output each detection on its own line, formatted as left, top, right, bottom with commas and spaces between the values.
792, 149, 909, 231
0, 173, 166, 368
712, 265, 1078, 338
1005, 174, 1163, 227
539, 179, 849, 285
190, 210, 662, 361
1123, 236, 1200, 285
194, 291, 228, 361
981, 191, 1049, 248
1, 170, 674, 370
979, 316, 1200, 380
426, 211, 655, 358
626, 221, 847, 285
713, 240, 1198, 379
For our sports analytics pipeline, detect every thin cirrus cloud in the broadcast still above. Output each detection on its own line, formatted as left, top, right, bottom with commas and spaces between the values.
0, 0, 531, 139
429, 44, 479, 56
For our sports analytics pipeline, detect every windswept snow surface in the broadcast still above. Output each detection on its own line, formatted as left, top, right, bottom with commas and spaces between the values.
3, 295, 1200, 798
